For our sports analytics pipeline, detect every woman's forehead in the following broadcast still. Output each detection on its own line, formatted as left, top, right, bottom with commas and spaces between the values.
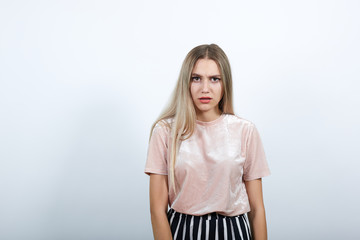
192, 59, 220, 75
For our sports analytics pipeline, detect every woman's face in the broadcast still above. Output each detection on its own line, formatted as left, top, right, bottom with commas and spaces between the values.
190, 58, 224, 116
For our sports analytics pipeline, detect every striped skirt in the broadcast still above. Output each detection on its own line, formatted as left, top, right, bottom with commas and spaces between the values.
167, 208, 252, 240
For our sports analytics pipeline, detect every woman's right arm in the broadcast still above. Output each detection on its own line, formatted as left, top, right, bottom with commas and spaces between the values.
149, 174, 172, 240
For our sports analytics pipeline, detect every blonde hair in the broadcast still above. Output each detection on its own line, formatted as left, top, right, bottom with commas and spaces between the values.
148, 43, 235, 194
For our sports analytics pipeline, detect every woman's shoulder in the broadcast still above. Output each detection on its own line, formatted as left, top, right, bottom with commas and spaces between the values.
225, 113, 255, 128
153, 117, 174, 132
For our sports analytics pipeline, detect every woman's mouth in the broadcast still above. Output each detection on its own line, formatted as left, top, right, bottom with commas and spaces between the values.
199, 97, 212, 103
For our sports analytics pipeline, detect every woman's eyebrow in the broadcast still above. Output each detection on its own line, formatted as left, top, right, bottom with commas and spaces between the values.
191, 73, 221, 78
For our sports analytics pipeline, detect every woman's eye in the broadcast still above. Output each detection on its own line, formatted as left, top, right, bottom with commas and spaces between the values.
191, 77, 220, 82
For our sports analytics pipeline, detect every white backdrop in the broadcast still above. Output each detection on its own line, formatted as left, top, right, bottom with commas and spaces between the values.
0, 0, 359, 239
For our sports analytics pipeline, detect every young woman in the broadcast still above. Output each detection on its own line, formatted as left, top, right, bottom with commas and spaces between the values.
144, 44, 271, 240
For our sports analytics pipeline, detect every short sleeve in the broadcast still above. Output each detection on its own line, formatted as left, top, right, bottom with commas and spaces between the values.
243, 123, 271, 181
144, 122, 169, 175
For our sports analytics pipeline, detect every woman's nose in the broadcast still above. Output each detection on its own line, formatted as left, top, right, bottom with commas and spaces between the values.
201, 79, 210, 92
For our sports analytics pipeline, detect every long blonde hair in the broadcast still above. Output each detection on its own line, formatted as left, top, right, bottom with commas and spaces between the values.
148, 44, 235, 193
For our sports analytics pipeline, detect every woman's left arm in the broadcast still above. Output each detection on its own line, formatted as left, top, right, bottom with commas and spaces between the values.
244, 178, 268, 240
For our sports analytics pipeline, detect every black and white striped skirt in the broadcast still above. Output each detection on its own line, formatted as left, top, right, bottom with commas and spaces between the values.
167, 208, 252, 240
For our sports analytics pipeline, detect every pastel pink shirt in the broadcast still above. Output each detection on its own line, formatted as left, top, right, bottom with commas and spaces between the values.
144, 113, 271, 216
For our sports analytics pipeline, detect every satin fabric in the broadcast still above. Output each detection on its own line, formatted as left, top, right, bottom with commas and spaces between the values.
145, 113, 270, 216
